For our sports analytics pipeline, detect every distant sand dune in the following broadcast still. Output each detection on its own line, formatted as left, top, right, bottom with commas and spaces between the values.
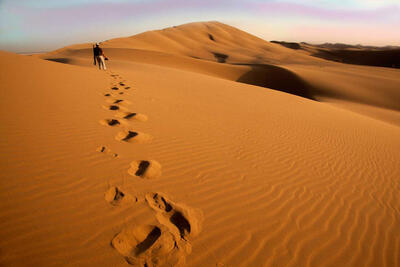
272, 41, 400, 69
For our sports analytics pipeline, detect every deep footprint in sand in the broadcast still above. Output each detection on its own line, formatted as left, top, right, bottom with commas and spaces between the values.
123, 113, 136, 119
128, 160, 162, 179
145, 193, 203, 240
111, 87, 119, 90
100, 119, 121, 126
98, 146, 107, 153
115, 130, 152, 143
105, 187, 127, 205
106, 98, 130, 105
111, 224, 184, 266
97, 146, 119, 157
146, 193, 172, 212
116, 112, 148, 122
170, 211, 191, 239
106, 105, 120, 111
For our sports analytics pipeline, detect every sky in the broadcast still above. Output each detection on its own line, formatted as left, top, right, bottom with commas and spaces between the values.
0, 0, 399, 53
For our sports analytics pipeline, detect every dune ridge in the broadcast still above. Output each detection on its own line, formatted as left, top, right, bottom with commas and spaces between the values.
41, 21, 400, 126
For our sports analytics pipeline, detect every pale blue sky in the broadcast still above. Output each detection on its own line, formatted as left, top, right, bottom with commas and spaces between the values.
0, 0, 399, 53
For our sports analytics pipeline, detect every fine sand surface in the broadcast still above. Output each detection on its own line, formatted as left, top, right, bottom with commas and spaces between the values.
1, 22, 400, 266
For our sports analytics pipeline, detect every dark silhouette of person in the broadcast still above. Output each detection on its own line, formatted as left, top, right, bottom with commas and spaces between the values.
93, 43, 107, 70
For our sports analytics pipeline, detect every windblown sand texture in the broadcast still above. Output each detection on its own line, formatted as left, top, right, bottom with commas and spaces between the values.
1, 21, 400, 266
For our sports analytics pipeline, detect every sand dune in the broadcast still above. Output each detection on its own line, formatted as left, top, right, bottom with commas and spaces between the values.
41, 21, 400, 126
1, 21, 400, 267
272, 41, 400, 68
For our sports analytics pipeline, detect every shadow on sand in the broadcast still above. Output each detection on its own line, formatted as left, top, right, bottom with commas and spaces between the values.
236, 64, 315, 100
44, 58, 72, 64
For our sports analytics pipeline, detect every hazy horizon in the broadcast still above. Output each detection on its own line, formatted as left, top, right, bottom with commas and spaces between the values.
1, 0, 399, 53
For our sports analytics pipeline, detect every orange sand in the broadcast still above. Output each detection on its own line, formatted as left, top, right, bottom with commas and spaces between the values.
1, 22, 399, 266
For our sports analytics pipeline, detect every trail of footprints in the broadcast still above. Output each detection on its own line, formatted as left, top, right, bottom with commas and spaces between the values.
99, 72, 202, 266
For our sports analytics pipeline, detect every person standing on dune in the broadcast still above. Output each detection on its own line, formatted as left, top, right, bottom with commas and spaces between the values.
93, 43, 107, 70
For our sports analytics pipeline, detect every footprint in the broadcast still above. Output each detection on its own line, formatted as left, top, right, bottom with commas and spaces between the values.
97, 146, 119, 158
97, 146, 107, 153
115, 130, 152, 143
106, 99, 130, 105
123, 113, 136, 119
105, 187, 126, 205
135, 227, 162, 255
170, 212, 191, 239
107, 105, 120, 111
119, 92, 124, 95
105, 187, 136, 206
145, 193, 172, 212
125, 87, 131, 90
111, 225, 182, 266
145, 193, 203, 240
119, 82, 125, 86
104, 93, 111, 97
128, 160, 162, 179
111, 87, 119, 90
116, 112, 148, 122
100, 119, 121, 126
118, 131, 137, 141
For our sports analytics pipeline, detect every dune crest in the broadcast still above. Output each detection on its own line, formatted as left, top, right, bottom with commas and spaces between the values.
41, 21, 400, 126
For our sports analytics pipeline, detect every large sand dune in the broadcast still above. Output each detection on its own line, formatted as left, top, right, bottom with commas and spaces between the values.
1, 22, 400, 266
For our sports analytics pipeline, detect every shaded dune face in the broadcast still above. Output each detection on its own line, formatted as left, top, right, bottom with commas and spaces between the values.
310, 47, 400, 69
235, 64, 314, 100
263, 41, 400, 68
